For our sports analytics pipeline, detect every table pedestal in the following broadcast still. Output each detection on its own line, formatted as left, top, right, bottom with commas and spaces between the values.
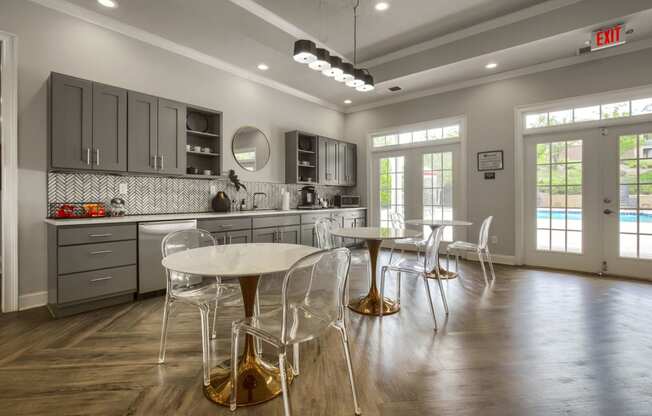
204, 275, 293, 407
348, 239, 400, 316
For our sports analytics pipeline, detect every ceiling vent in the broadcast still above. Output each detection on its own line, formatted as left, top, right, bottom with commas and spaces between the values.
388, 86, 402, 92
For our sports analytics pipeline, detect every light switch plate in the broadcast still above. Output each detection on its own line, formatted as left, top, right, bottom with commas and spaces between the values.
119, 183, 128, 194
209, 185, 217, 195
491, 235, 498, 244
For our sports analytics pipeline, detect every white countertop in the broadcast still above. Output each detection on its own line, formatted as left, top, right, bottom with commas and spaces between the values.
330, 226, 420, 240
44, 207, 366, 226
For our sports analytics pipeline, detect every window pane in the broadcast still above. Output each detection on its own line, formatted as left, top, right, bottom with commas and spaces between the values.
526, 113, 548, 128
566, 163, 582, 185
567, 231, 581, 253
574, 106, 600, 122
432, 153, 442, 169
443, 153, 452, 169
537, 143, 550, 164
640, 235, 652, 259
423, 153, 432, 170
537, 187, 551, 208
537, 229, 550, 250
399, 132, 412, 144
386, 134, 398, 145
641, 210, 652, 234
413, 130, 426, 142
641, 185, 652, 209
537, 208, 550, 229
567, 140, 582, 162
396, 157, 404, 172
640, 160, 652, 184
443, 125, 460, 138
620, 160, 638, 184
602, 101, 630, 119
551, 208, 565, 229
427, 128, 443, 140
631, 98, 652, 116
551, 186, 565, 208
620, 209, 637, 234
537, 165, 550, 186
620, 233, 637, 258
639, 134, 652, 159
373, 136, 386, 147
567, 186, 582, 208
551, 230, 566, 251
620, 135, 638, 159
443, 171, 452, 188
551, 164, 566, 185
620, 185, 637, 209
567, 209, 582, 230
549, 109, 572, 126
551, 142, 566, 163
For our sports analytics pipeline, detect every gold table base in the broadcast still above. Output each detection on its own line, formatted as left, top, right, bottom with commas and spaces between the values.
204, 275, 292, 407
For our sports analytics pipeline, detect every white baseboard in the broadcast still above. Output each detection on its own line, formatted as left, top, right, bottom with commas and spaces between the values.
19, 291, 48, 310
460, 252, 516, 265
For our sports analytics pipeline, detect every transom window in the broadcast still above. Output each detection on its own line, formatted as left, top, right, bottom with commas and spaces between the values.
372, 123, 460, 148
525, 97, 652, 130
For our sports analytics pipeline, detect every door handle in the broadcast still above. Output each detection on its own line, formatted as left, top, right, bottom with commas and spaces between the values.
603, 209, 614, 215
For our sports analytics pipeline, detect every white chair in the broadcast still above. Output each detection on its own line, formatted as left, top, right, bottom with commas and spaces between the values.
446, 216, 496, 284
388, 211, 428, 263
159, 229, 240, 387
229, 248, 362, 416
380, 226, 449, 331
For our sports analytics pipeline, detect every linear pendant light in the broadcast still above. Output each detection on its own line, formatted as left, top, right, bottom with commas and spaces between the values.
308, 48, 331, 71
322, 56, 343, 77
293, 39, 317, 64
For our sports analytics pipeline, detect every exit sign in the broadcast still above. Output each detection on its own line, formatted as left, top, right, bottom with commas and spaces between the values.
591, 23, 626, 51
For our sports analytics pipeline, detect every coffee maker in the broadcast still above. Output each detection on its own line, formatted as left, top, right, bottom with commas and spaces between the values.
298, 186, 318, 209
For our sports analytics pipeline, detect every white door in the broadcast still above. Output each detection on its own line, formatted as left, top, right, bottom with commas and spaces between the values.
602, 122, 652, 278
524, 123, 652, 278
371, 143, 465, 246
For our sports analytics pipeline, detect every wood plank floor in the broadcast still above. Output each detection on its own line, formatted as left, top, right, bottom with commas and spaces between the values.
1, 250, 652, 416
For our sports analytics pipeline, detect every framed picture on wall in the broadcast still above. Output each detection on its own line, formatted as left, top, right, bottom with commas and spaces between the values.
477, 150, 504, 171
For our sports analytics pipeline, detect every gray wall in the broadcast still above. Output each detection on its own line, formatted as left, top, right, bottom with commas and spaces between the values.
345, 49, 652, 257
0, 0, 345, 296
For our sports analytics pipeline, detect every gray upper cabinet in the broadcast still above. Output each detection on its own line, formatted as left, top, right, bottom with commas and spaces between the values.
127, 92, 158, 173
92, 83, 127, 172
51, 73, 93, 169
318, 137, 339, 185
157, 99, 186, 175
339, 142, 356, 187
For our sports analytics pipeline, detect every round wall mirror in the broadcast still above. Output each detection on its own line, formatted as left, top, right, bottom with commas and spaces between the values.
232, 126, 271, 172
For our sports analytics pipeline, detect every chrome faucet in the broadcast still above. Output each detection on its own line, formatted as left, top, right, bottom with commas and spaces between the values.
252, 192, 267, 209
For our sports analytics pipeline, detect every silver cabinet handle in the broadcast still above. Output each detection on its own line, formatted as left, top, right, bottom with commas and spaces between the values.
88, 233, 112, 238
86, 148, 92, 165
90, 276, 113, 282
90, 250, 113, 255
228, 235, 233, 244
218, 225, 234, 230
159, 155, 164, 170
152, 155, 158, 170
95, 149, 100, 166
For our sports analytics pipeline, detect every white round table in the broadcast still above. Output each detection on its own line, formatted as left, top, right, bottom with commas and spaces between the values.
330, 227, 421, 316
162, 243, 319, 407
405, 219, 472, 278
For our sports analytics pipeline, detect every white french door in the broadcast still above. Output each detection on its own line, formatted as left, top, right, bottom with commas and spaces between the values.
371, 143, 465, 246
524, 122, 652, 278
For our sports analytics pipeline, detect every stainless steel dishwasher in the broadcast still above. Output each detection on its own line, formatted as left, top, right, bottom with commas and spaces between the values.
138, 220, 197, 294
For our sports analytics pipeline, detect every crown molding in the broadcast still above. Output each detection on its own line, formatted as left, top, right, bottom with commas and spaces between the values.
28, 0, 344, 112
360, 0, 583, 68
345, 37, 652, 113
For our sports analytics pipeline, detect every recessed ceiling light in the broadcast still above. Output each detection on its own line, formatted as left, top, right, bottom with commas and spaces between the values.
485, 62, 498, 69
344, 99, 352, 104
375, 2, 389, 11
98, 0, 118, 8
257, 63, 269, 71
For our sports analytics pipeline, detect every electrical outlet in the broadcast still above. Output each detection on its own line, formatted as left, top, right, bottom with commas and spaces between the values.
118, 182, 128, 194
491, 235, 498, 244
209, 185, 217, 195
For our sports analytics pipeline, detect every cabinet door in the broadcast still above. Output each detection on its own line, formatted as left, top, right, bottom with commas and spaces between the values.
318, 137, 328, 184
346, 143, 356, 186
253, 228, 277, 243
327, 140, 339, 185
51, 73, 93, 169
157, 99, 186, 175
338, 142, 347, 186
278, 225, 300, 245
127, 92, 158, 173
92, 83, 127, 171
227, 229, 252, 244
211, 232, 228, 245
301, 224, 316, 247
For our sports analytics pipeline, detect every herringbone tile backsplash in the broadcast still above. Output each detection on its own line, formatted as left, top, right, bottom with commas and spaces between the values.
48, 172, 353, 216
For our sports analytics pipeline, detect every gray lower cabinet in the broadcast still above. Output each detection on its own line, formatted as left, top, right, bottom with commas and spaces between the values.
50, 73, 93, 170
50, 73, 128, 172
301, 224, 317, 247
252, 227, 276, 243
253, 225, 300, 244
213, 229, 253, 245
48, 223, 138, 317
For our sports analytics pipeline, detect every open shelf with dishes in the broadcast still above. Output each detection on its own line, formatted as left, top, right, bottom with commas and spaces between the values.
186, 105, 222, 177
285, 131, 319, 184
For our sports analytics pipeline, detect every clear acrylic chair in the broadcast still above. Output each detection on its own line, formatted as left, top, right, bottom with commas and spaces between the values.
229, 248, 362, 416
446, 216, 496, 284
159, 229, 240, 386
388, 211, 428, 264
380, 225, 449, 331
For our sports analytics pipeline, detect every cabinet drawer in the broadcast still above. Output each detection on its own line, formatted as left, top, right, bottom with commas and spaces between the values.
198, 217, 251, 232
58, 224, 137, 246
253, 215, 300, 229
58, 241, 137, 274
341, 210, 366, 220
58, 265, 136, 304
301, 213, 331, 225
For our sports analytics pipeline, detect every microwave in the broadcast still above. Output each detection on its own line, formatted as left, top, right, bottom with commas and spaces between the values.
335, 195, 360, 208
